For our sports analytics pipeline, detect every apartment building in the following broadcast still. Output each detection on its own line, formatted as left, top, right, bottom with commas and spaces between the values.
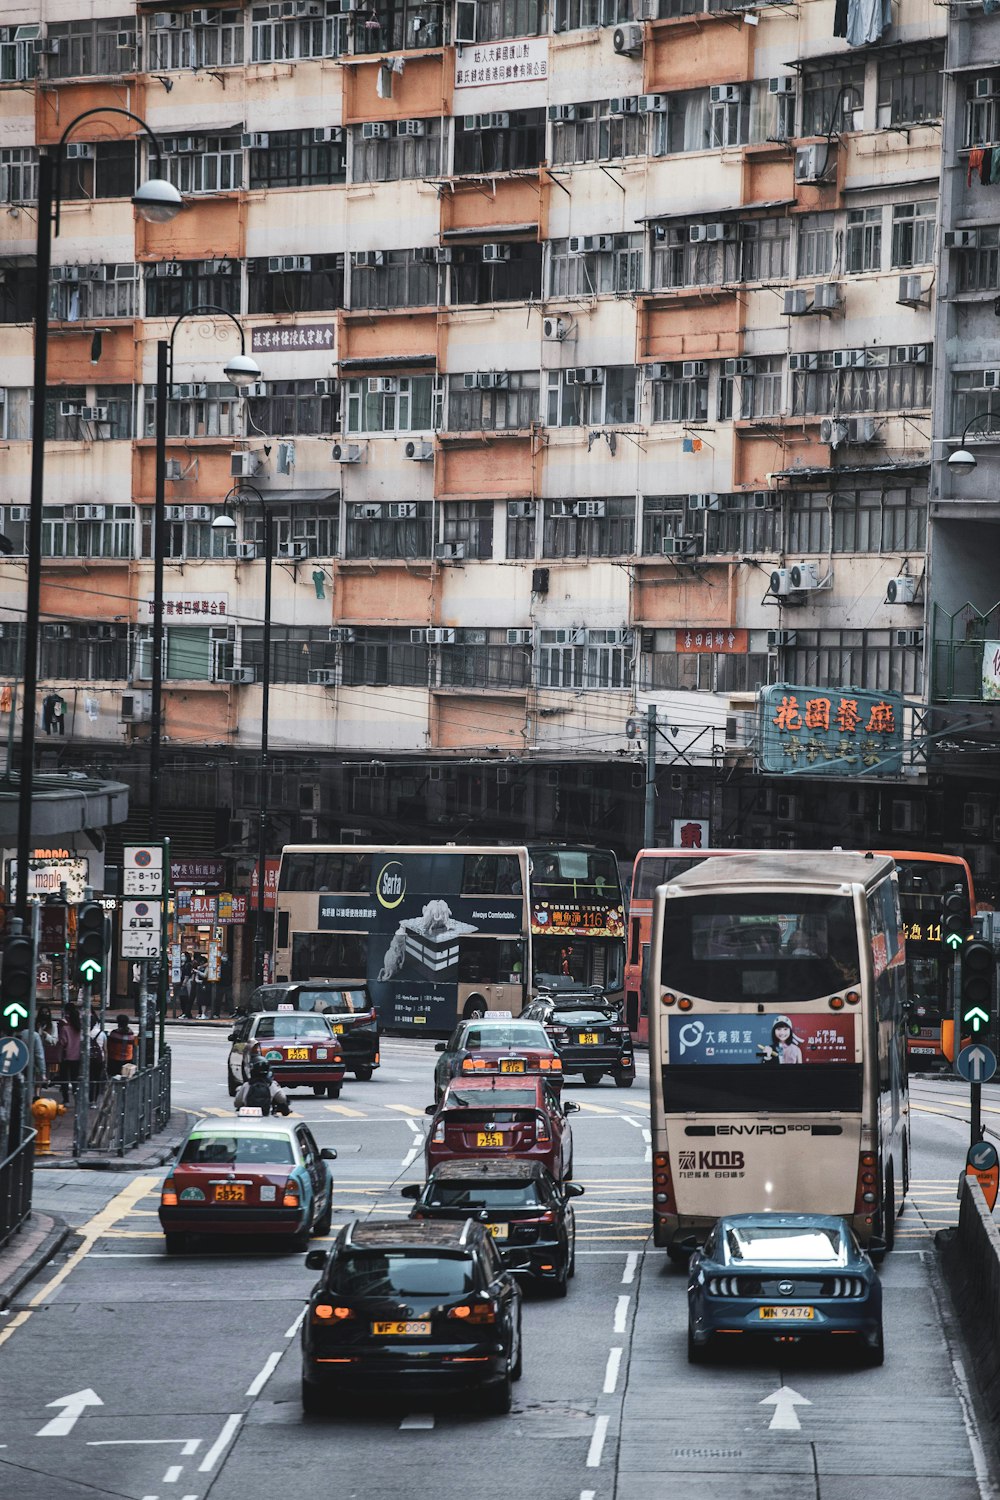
0, 0, 991, 880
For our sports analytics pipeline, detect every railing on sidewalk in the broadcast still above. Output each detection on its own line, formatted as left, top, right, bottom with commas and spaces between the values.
87, 1049, 172, 1158
0, 1127, 36, 1248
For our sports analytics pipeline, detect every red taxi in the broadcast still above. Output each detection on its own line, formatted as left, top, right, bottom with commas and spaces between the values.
424, 1076, 578, 1181
158, 1116, 337, 1254
433, 1018, 563, 1103
228, 1010, 346, 1098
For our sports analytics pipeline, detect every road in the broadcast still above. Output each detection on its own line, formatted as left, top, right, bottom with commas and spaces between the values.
0, 1032, 996, 1500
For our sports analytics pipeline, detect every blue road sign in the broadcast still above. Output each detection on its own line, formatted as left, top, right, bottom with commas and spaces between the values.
0, 1037, 29, 1077
956, 1043, 998, 1084
968, 1140, 999, 1173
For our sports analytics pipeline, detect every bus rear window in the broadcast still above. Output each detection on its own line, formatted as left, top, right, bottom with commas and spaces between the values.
662, 893, 861, 1002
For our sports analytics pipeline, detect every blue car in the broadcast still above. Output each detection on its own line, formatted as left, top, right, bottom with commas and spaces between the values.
687, 1213, 884, 1366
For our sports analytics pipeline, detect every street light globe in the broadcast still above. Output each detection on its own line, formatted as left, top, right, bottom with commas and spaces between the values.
211, 511, 237, 530
223, 353, 263, 387
947, 448, 978, 475
132, 178, 184, 224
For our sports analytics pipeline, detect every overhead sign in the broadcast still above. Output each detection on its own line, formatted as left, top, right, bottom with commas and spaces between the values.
121, 899, 162, 958
758, 683, 904, 778
966, 1138, 1000, 1211
123, 845, 164, 897
982, 641, 1000, 700
957, 1043, 997, 1084
672, 818, 710, 850
455, 37, 548, 89
530, 903, 625, 939
0, 1037, 28, 1076
171, 859, 226, 889
140, 593, 229, 625
251, 323, 335, 353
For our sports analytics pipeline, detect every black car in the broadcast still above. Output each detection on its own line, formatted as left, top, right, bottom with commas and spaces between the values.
522, 993, 635, 1087
246, 982, 380, 1081
301, 1218, 524, 1415
403, 1158, 583, 1297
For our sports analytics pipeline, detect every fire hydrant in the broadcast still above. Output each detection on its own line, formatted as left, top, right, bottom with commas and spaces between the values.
32, 1097, 66, 1155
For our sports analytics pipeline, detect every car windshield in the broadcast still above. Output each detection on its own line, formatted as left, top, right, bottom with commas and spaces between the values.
425, 1182, 544, 1209
444, 1088, 539, 1109
331, 1252, 475, 1297
181, 1134, 295, 1166
725, 1225, 846, 1264
254, 1015, 332, 1039
462, 1023, 550, 1050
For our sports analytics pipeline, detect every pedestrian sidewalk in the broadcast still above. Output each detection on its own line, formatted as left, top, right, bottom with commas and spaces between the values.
32, 1095, 196, 1172
0, 1210, 71, 1310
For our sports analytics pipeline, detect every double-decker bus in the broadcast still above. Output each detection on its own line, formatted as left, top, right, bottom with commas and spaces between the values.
526, 844, 626, 1007
648, 852, 909, 1259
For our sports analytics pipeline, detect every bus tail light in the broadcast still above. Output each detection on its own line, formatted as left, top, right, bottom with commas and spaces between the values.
854, 1151, 879, 1216
660, 993, 677, 1007
829, 996, 845, 1010
845, 991, 860, 1005
678, 997, 693, 1012
652, 1151, 677, 1215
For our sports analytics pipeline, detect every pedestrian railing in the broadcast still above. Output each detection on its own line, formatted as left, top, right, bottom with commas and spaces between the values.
87, 1049, 172, 1157
0, 1126, 36, 1249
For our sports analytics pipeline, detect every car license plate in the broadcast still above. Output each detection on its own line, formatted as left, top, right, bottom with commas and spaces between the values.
286, 1047, 309, 1060
486, 1222, 509, 1239
213, 1184, 246, 1203
500, 1059, 525, 1073
759, 1305, 814, 1320
372, 1320, 431, 1336
476, 1131, 505, 1147
332, 1023, 344, 1033
578, 1032, 599, 1045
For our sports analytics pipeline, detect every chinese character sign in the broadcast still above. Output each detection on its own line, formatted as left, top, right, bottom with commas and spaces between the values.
672, 819, 710, 850
982, 641, 1000, 701
676, 629, 748, 655
250, 859, 281, 911
454, 37, 548, 89
250, 323, 336, 353
758, 683, 904, 778
142, 593, 228, 624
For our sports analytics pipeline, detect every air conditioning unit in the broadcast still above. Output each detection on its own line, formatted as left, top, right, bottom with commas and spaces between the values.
388, 502, 417, 518
769, 76, 795, 94
163, 461, 184, 481
975, 76, 1000, 97
79, 407, 109, 422
894, 629, 923, 647
152, 262, 183, 278
812, 282, 840, 311
820, 418, 848, 447
308, 669, 338, 686
548, 105, 578, 122
845, 416, 880, 444
662, 536, 697, 557
753, 492, 776, 509
681, 361, 707, 378
153, 13, 183, 28
230, 452, 261, 478
777, 794, 801, 822
426, 628, 456, 644
636, 94, 667, 113
73, 505, 106, 520
895, 344, 929, 364
332, 444, 362, 463
220, 667, 257, 685
246, 380, 268, 398
410, 629, 429, 643
368, 377, 397, 393
313, 127, 344, 143
479, 372, 510, 389
43, 625, 72, 639
543, 317, 568, 342
396, 118, 425, 136
567, 367, 605, 385
482, 244, 510, 262
767, 630, 797, 647
192, 8, 219, 22
507, 501, 534, 518
794, 145, 825, 183
85, 265, 108, 280
688, 225, 708, 244
183, 505, 211, 521
243, 133, 270, 149
789, 561, 819, 591
769, 568, 793, 596
710, 84, 742, 103
886, 576, 917, 605
328, 627, 356, 643
575, 501, 606, 517
65, 146, 93, 163
435, 542, 465, 561
506, 629, 532, 645
280, 541, 309, 559
120, 692, 151, 722
116, 30, 132, 47
724, 358, 754, 376
944, 230, 978, 249
568, 235, 594, 255
609, 97, 638, 115
313, 380, 333, 395
362, 122, 390, 139
783, 289, 809, 316
612, 23, 643, 54
267, 255, 311, 272
7, 506, 26, 522
984, 370, 1000, 389
897, 274, 923, 305
788, 353, 819, 371
228, 542, 257, 560
173, 383, 208, 400
59, 402, 82, 417
433, 247, 452, 264
688, 493, 720, 511
164, 505, 186, 520
405, 441, 434, 461
50, 266, 80, 282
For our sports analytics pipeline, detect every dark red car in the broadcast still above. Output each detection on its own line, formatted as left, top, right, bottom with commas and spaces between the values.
228, 1011, 346, 1098
433, 1018, 564, 1102
424, 1076, 579, 1181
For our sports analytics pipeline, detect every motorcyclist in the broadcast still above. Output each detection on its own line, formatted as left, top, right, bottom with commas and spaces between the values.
235, 1058, 291, 1116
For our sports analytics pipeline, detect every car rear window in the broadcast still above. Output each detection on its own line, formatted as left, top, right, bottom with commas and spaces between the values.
552, 1009, 616, 1025
254, 1015, 333, 1039
445, 1089, 538, 1109
725, 1225, 846, 1264
298, 989, 357, 1014
463, 1023, 550, 1049
331, 1252, 474, 1297
426, 1182, 544, 1209
445, 1109, 536, 1125
181, 1134, 294, 1166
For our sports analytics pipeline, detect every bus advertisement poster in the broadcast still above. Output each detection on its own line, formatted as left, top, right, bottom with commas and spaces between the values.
668, 1013, 856, 1066
531, 903, 625, 938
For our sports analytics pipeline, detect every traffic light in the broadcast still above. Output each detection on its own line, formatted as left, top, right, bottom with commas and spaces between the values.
76, 900, 106, 986
944, 888, 973, 951
1, 930, 35, 1034
960, 939, 996, 1046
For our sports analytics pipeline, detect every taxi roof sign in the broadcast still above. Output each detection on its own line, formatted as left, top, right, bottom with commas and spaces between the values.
278, 1003, 295, 1011
237, 1106, 264, 1116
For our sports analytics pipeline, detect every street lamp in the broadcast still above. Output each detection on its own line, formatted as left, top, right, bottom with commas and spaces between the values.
18, 109, 182, 921
212, 486, 272, 985
149, 310, 262, 841
947, 411, 998, 476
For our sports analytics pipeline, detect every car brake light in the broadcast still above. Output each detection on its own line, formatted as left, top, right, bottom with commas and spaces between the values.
283, 1187, 301, 1208
333, 1306, 354, 1320
449, 1303, 497, 1324
535, 1114, 550, 1143
161, 1178, 178, 1206
462, 1058, 488, 1071
313, 1304, 335, 1320
432, 1121, 445, 1143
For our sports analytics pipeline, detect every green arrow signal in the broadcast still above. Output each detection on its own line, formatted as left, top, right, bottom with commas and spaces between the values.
2, 1001, 27, 1024
946, 932, 965, 950
79, 958, 103, 981
964, 1006, 990, 1032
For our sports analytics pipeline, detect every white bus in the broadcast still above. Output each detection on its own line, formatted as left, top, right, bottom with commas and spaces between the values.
648, 852, 909, 1260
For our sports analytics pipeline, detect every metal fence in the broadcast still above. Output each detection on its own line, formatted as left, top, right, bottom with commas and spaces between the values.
0, 1127, 36, 1250
87, 1049, 172, 1158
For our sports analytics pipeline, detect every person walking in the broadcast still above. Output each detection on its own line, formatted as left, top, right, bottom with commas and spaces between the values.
38, 1006, 62, 1086
106, 1014, 137, 1076
192, 958, 209, 1020
58, 1003, 83, 1104
89, 1009, 108, 1101
217, 952, 233, 1017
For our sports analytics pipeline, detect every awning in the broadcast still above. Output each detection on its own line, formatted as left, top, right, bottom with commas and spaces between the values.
338, 354, 437, 371
252, 488, 340, 505
441, 223, 538, 240
640, 199, 795, 223
772, 458, 930, 481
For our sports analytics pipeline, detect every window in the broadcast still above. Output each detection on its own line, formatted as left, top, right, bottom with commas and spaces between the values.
353, 0, 445, 51
796, 213, 838, 278
506, 502, 536, 559
955, 226, 1000, 293
877, 47, 943, 126
450, 243, 543, 304
446, 372, 539, 431
845, 207, 882, 273
786, 488, 927, 555
785, 629, 922, 696
703, 493, 780, 555
251, 3, 345, 60
750, 78, 795, 143
41, 505, 134, 560
951, 372, 1000, 438
59, 142, 136, 202
342, 629, 429, 686
651, 90, 710, 155
554, 0, 629, 30
48, 17, 135, 77
0, 148, 37, 204
50, 266, 138, 322
247, 381, 339, 436
651, 362, 710, 423
641, 639, 769, 692
351, 249, 438, 310
0, 391, 32, 440
454, 109, 545, 173
161, 134, 243, 195
546, 367, 637, 426
709, 86, 751, 149
345, 376, 441, 434
145, 261, 240, 318
0, 25, 40, 83
139, 512, 230, 560
801, 62, 865, 138
537, 628, 632, 689
149, 9, 244, 70
738, 218, 790, 281
641, 495, 686, 554
142, 382, 241, 440
137, 626, 235, 682
346, 502, 432, 559
472, 0, 547, 40
550, 102, 647, 165
437, 629, 531, 688
350, 119, 443, 184
717, 356, 783, 420
248, 254, 344, 314
965, 79, 1000, 149
791, 348, 932, 416
248, 128, 346, 188
542, 497, 635, 558
890, 201, 935, 268
45, 387, 134, 441
244, 505, 339, 556
548, 234, 642, 297
39, 623, 130, 679
442, 501, 494, 559
242, 627, 339, 683
650, 222, 731, 289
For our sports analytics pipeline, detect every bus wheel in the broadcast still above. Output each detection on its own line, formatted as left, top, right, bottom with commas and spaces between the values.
463, 996, 487, 1020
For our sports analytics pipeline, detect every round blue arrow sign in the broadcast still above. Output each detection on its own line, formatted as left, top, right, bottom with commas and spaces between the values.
969, 1140, 999, 1172
0, 1037, 29, 1077
956, 1043, 998, 1084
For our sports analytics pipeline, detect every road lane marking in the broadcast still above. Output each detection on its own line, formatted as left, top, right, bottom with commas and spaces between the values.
198, 1415, 241, 1473
622, 1252, 638, 1284
405, 1118, 423, 1134
387, 1104, 427, 1117
603, 1348, 622, 1394
199, 1107, 232, 1117
37, 1389, 103, 1437
163, 1465, 182, 1483
182, 1441, 200, 1457
246, 1353, 282, 1397
572, 1102, 620, 1116
284, 1309, 306, 1339
399, 1413, 435, 1430
401, 1146, 422, 1170
324, 1104, 367, 1118
88, 1440, 200, 1450
620, 1115, 643, 1129
586, 1414, 609, 1468
614, 1296, 630, 1332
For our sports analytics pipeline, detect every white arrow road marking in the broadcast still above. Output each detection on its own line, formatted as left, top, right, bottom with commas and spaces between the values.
36, 1389, 104, 1437
760, 1385, 812, 1431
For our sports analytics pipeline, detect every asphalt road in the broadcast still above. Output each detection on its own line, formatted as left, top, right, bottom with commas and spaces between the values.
0, 1034, 996, 1500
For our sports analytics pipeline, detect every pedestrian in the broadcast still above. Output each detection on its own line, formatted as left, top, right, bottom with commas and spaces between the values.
217, 952, 232, 1016
179, 966, 194, 1021
58, 1003, 82, 1104
106, 1014, 137, 1076
192, 959, 209, 1020
38, 1005, 62, 1084
89, 1009, 108, 1101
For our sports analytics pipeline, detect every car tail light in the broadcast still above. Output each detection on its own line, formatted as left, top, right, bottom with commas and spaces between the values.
706, 1276, 742, 1296
160, 1178, 178, 1206
535, 1113, 550, 1143
374, 1052, 381, 1064
652, 1151, 677, 1215
432, 1120, 446, 1143
313, 1304, 335, 1320
449, 1302, 497, 1324
538, 1057, 561, 1071
283, 1185, 301, 1208
526, 1210, 556, 1224
620, 1056, 633, 1067
462, 1058, 489, 1072
332, 1055, 343, 1065
333, 1306, 354, 1320
611, 1025, 630, 1034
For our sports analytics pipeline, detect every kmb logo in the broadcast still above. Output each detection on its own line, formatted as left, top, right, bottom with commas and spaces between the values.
698, 1150, 745, 1170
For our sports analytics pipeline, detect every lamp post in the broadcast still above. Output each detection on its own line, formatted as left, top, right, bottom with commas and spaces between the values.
212, 485, 272, 985
18, 110, 182, 920
947, 410, 998, 477
149, 309, 261, 841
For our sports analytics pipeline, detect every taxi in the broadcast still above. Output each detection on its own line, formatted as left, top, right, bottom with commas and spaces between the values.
433, 1017, 563, 1102
423, 1075, 578, 1181
227, 1009, 346, 1098
247, 982, 380, 1082
158, 1116, 337, 1254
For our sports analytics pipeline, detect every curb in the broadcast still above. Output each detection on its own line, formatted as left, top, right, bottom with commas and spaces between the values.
32, 1108, 200, 1172
0, 1213, 71, 1311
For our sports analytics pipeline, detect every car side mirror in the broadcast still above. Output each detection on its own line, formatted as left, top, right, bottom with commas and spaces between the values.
867, 1235, 888, 1266
227, 1032, 238, 1042
563, 1101, 580, 1114
434, 1042, 447, 1052
424, 1104, 437, 1115
320, 1147, 337, 1161
400, 1184, 421, 1199
304, 1250, 326, 1270
564, 1182, 585, 1198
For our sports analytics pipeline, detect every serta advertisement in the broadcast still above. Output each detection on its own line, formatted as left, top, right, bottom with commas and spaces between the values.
317, 853, 523, 1029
